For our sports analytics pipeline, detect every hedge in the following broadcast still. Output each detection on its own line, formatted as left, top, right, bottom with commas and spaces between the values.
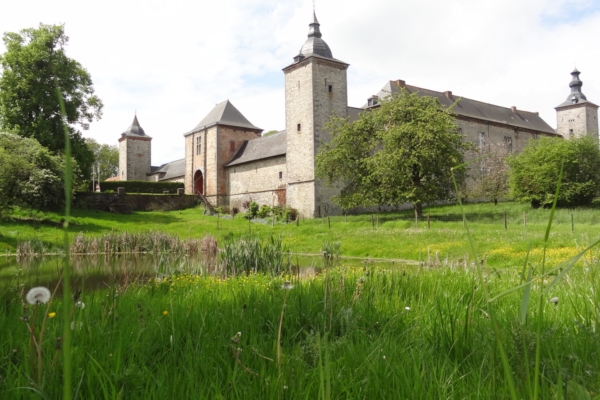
99, 180, 185, 194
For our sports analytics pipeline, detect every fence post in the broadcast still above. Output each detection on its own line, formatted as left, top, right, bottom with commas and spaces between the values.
217, 212, 220, 230
345, 213, 347, 223
503, 210, 507, 231
415, 212, 418, 228
571, 214, 574, 233
371, 214, 374, 229
296, 216, 299, 226
523, 211, 526, 227
427, 213, 430, 230
328, 216, 331, 229
376, 214, 379, 228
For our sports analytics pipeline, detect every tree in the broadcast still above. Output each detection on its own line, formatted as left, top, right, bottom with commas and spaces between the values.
507, 136, 600, 208
316, 89, 473, 216
262, 130, 279, 137
85, 138, 119, 181
0, 132, 74, 215
0, 23, 103, 183
467, 142, 510, 205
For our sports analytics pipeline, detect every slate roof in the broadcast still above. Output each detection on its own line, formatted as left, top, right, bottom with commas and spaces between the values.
226, 130, 286, 167
287, 13, 348, 67
362, 81, 556, 134
121, 115, 151, 139
184, 100, 262, 136
148, 158, 185, 181
555, 69, 598, 108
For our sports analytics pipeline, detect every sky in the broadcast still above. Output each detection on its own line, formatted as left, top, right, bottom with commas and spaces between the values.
1, 0, 600, 166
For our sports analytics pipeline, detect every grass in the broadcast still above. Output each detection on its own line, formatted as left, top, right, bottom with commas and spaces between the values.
2, 202, 600, 268
1, 260, 599, 399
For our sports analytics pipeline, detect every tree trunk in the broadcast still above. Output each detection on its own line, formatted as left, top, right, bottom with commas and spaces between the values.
414, 203, 423, 217
494, 198, 498, 206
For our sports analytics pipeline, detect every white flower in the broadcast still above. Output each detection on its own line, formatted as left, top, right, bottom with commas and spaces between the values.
26, 287, 51, 305
76, 301, 85, 309
281, 281, 295, 290
405, 307, 411, 311
383, 355, 386, 360
549, 297, 559, 305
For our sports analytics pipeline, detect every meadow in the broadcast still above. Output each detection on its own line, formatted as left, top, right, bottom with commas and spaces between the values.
2, 201, 600, 269
1, 258, 599, 399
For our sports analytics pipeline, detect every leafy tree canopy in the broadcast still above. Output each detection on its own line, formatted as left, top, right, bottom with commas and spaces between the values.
316, 89, 473, 215
0, 23, 103, 183
0, 132, 76, 215
507, 136, 600, 208
85, 138, 119, 181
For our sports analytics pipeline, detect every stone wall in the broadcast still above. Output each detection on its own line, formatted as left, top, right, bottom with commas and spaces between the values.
118, 136, 152, 181
74, 192, 198, 213
556, 103, 599, 139
226, 156, 287, 209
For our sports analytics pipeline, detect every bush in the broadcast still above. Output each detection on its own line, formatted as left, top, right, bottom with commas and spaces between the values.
0, 133, 71, 215
249, 201, 259, 218
99, 180, 184, 194
272, 205, 299, 221
257, 205, 271, 218
508, 136, 600, 208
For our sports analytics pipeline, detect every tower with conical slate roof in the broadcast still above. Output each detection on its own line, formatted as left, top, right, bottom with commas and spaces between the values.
118, 115, 152, 181
283, 13, 349, 217
555, 69, 599, 140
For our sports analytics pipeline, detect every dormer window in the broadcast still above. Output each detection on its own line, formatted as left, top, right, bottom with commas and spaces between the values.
367, 96, 379, 107
572, 96, 578, 104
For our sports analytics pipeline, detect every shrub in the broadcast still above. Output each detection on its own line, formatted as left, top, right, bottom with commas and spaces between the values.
99, 180, 183, 194
249, 201, 259, 218
257, 205, 271, 218
508, 136, 600, 208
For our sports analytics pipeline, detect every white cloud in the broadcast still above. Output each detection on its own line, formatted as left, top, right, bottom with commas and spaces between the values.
1, 0, 599, 166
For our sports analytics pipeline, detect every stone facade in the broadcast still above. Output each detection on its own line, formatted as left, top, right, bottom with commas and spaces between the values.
556, 103, 599, 139
226, 156, 287, 210
118, 136, 151, 181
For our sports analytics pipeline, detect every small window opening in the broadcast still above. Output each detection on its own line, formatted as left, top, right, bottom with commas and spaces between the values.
569, 129, 574, 138
504, 136, 513, 152
196, 137, 201, 155
478, 132, 486, 150
328, 85, 332, 93
230, 141, 235, 152
279, 171, 283, 179
297, 123, 301, 132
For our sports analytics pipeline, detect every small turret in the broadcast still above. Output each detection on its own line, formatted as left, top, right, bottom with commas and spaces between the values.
555, 69, 599, 140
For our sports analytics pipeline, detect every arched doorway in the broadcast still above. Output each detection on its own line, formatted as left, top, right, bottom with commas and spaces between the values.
194, 170, 204, 195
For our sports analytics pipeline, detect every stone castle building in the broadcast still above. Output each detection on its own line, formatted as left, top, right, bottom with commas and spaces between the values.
114, 13, 598, 217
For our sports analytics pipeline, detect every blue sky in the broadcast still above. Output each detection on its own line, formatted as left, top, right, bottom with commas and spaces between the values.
1, 0, 600, 166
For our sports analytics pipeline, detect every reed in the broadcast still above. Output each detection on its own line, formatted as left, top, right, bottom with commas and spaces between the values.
220, 234, 292, 276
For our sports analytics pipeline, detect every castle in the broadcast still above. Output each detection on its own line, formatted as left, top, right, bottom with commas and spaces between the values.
114, 13, 599, 218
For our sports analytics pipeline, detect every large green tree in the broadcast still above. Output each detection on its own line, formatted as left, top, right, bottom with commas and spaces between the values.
85, 138, 119, 181
0, 23, 103, 182
0, 132, 74, 215
316, 89, 473, 216
508, 136, 600, 208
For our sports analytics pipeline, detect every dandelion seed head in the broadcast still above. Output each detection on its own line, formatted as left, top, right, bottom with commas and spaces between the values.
76, 301, 85, 309
549, 297, 559, 305
26, 287, 51, 305
405, 307, 411, 311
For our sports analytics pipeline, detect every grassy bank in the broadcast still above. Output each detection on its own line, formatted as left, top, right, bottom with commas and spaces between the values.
1, 261, 599, 398
2, 202, 600, 268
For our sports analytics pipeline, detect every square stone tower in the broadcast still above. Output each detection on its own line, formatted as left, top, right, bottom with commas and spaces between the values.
118, 115, 152, 181
283, 13, 349, 218
555, 69, 599, 140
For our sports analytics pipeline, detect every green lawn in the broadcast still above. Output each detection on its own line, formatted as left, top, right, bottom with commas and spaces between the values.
1, 202, 600, 268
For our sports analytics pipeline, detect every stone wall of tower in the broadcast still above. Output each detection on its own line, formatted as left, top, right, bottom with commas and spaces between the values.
118, 137, 151, 181
284, 57, 348, 218
556, 103, 599, 139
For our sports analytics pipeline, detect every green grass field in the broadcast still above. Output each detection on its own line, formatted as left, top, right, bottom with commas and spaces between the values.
2, 260, 599, 399
2, 202, 600, 269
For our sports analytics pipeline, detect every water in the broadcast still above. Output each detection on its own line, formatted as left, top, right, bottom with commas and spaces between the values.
0, 253, 409, 293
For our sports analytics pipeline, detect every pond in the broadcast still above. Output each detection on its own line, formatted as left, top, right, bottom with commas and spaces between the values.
0, 253, 412, 293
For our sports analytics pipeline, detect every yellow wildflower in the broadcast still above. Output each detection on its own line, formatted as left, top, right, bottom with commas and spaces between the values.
163, 311, 168, 315
48, 312, 56, 318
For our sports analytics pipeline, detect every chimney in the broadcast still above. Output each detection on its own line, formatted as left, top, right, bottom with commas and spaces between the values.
511, 106, 517, 113
444, 91, 453, 99
393, 80, 405, 88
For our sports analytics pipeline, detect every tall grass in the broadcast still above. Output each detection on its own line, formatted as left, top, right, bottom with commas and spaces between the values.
220, 234, 292, 276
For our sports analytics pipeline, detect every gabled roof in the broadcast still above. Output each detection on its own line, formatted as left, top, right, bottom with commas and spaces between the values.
226, 130, 286, 167
148, 158, 185, 181
362, 81, 556, 135
121, 115, 151, 139
184, 100, 262, 136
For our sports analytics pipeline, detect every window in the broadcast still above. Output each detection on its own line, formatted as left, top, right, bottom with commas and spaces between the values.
297, 123, 301, 132
532, 133, 539, 140
504, 136, 513, 152
279, 171, 283, 179
196, 137, 201, 155
569, 129, 574, 138
121, 170, 124, 176
328, 85, 333, 93
478, 132, 486, 150
458, 128, 463, 135
230, 141, 235, 152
